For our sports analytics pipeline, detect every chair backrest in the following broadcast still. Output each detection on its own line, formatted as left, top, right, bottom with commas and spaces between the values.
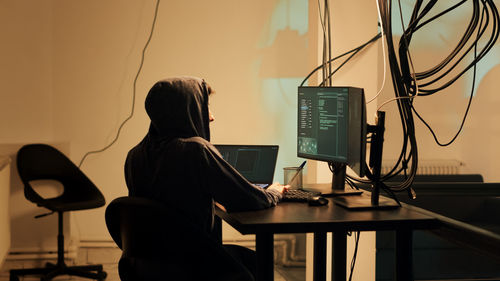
16, 144, 105, 211
105, 196, 254, 281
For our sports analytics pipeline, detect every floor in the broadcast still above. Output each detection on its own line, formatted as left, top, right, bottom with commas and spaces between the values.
0, 246, 305, 281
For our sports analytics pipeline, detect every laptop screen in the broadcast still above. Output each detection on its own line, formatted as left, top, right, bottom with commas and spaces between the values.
214, 145, 279, 185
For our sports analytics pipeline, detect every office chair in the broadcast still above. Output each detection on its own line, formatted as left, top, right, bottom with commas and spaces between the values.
105, 196, 255, 281
10, 144, 107, 281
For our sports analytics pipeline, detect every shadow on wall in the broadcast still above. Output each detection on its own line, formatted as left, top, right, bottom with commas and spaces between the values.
258, 28, 308, 78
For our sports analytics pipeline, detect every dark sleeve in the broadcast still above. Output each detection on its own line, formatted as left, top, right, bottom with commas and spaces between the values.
124, 139, 153, 198
198, 142, 282, 212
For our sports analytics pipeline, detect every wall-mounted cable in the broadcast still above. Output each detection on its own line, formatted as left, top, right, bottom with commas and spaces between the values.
78, 0, 161, 168
367, 0, 389, 104
300, 32, 381, 87
374, 0, 499, 194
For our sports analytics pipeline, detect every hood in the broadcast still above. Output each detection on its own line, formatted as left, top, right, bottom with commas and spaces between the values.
145, 76, 211, 142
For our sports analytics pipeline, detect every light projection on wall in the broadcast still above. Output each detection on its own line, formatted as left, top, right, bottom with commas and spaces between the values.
255, 0, 309, 173
257, 0, 308, 79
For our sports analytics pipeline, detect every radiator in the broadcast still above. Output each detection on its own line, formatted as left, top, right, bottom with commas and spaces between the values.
0, 156, 11, 268
381, 159, 464, 175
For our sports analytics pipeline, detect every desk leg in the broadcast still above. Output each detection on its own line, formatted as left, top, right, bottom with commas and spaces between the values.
313, 232, 327, 281
332, 231, 347, 281
256, 232, 274, 281
395, 229, 413, 281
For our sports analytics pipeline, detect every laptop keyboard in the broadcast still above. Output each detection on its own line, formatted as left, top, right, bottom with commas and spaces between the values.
282, 189, 321, 202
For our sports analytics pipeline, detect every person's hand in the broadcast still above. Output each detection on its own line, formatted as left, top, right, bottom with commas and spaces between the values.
267, 182, 290, 195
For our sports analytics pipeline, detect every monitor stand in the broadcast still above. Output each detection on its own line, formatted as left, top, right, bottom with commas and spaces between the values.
332, 183, 400, 209
332, 111, 400, 210
322, 163, 363, 196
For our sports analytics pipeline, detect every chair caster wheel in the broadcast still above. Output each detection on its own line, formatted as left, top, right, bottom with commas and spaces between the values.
97, 271, 108, 280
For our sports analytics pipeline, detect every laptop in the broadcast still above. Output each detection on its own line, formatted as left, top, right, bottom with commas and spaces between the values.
214, 144, 279, 188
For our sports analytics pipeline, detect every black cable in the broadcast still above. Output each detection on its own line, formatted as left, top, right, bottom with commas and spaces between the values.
78, 0, 161, 168
411, 1, 470, 81
345, 177, 360, 190
380, 182, 402, 206
320, 44, 363, 86
412, 29, 478, 147
415, 1, 467, 33
317, 0, 328, 85
310, 0, 499, 197
326, 0, 333, 86
300, 32, 381, 87
377, 0, 419, 192
415, 1, 480, 83
412, 0, 494, 146
410, 0, 498, 95
375, 0, 499, 194
348, 231, 360, 281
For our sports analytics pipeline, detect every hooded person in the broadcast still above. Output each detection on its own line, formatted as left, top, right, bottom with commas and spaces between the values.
124, 76, 287, 279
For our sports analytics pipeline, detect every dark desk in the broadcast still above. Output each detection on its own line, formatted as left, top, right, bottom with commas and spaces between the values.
216, 195, 440, 281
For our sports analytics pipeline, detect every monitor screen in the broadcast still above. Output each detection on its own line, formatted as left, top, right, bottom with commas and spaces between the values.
297, 86, 366, 177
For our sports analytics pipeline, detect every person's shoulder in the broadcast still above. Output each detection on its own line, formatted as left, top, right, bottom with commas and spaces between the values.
180, 137, 217, 152
180, 136, 209, 146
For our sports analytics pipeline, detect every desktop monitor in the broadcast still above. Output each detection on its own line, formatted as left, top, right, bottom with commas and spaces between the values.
297, 86, 367, 191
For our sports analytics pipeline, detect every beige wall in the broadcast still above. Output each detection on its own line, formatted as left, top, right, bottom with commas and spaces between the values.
0, 0, 54, 142
49, 0, 314, 241
0, 0, 71, 255
0, 157, 11, 267
2, 0, 313, 247
2, 0, 500, 280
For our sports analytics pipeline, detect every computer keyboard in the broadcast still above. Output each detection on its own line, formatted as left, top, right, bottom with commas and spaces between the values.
282, 189, 321, 202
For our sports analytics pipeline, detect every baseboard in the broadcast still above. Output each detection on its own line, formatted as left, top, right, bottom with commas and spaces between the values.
79, 240, 117, 248
7, 246, 77, 261
42, 236, 307, 268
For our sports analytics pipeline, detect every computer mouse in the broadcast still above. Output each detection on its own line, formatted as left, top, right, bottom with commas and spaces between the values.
308, 196, 328, 206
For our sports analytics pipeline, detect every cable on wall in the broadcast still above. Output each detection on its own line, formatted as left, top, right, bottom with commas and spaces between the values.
340, 0, 498, 200
300, 32, 381, 87
317, 0, 329, 85
371, 0, 499, 194
367, 0, 389, 104
348, 231, 360, 281
78, 0, 161, 168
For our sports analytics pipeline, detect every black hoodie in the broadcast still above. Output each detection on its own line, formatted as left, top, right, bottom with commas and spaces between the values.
125, 76, 282, 236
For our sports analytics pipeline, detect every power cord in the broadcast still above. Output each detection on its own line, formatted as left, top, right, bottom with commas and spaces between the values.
348, 231, 360, 281
78, 0, 161, 168
300, 32, 381, 87
365, 0, 499, 194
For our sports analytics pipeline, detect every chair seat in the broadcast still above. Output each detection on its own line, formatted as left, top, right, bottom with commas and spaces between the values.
36, 195, 105, 212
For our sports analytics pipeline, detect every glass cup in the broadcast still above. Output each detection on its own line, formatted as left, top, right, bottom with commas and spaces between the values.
283, 167, 303, 190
